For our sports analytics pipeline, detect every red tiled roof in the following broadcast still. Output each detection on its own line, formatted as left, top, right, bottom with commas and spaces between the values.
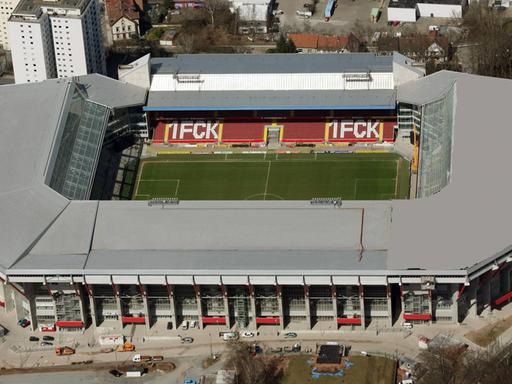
106, 0, 142, 26
289, 33, 356, 51
288, 34, 318, 49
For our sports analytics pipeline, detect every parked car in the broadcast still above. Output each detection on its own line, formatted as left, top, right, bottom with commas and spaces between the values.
402, 321, 413, 329
283, 332, 297, 338
166, 321, 173, 330
241, 331, 255, 338
183, 380, 198, 384
270, 346, 283, 353
181, 320, 189, 330
109, 369, 123, 377
40, 341, 53, 346
29, 336, 39, 342
181, 336, 194, 344
222, 332, 239, 341
189, 320, 197, 328
18, 319, 30, 328
42, 335, 55, 341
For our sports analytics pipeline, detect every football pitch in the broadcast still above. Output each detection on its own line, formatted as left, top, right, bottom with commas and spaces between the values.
133, 152, 410, 201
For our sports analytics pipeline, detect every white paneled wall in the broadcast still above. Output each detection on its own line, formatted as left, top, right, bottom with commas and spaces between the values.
150, 72, 394, 92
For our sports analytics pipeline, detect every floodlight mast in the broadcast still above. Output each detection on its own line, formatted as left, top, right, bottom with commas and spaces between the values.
310, 196, 343, 207
148, 197, 179, 209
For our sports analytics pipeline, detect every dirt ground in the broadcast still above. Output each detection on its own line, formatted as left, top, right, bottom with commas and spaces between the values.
465, 314, 512, 347
282, 354, 396, 384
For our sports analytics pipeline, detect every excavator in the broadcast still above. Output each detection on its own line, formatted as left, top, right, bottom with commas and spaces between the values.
55, 346, 75, 356
116, 341, 135, 352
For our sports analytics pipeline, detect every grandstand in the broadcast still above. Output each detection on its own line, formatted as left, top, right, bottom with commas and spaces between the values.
0, 55, 511, 334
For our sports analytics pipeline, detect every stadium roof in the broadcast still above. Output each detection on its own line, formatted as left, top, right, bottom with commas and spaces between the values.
390, 71, 512, 273
145, 89, 397, 111
1, 68, 512, 280
150, 53, 395, 75
0, 75, 146, 274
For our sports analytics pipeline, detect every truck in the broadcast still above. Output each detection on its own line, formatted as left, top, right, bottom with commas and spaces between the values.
132, 354, 152, 363
324, 0, 336, 21
55, 346, 75, 356
296, 9, 312, 18
131, 354, 162, 363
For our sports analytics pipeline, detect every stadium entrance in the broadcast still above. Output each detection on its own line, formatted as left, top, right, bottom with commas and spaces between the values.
265, 125, 282, 148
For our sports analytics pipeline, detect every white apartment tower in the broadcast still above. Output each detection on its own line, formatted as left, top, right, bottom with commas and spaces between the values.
0, 0, 21, 49
8, 9, 56, 83
8, 0, 106, 84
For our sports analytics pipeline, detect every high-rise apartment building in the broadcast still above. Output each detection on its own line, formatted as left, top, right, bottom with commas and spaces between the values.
0, 0, 21, 49
8, 0, 106, 83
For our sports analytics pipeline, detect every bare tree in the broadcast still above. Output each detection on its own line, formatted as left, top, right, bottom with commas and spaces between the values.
203, 0, 230, 29
461, 4, 512, 78
416, 341, 512, 384
223, 341, 284, 384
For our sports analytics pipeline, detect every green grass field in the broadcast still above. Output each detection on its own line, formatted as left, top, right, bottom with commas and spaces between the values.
133, 152, 410, 201
282, 355, 397, 384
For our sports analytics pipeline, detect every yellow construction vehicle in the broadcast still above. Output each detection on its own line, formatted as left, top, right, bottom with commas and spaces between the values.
116, 341, 135, 352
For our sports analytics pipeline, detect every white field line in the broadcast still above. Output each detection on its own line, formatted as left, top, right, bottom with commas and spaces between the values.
175, 179, 180, 197
133, 161, 146, 197
394, 159, 400, 198
263, 161, 272, 200
138, 179, 181, 197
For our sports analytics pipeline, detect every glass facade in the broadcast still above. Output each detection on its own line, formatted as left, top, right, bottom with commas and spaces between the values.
417, 85, 456, 197
49, 84, 110, 200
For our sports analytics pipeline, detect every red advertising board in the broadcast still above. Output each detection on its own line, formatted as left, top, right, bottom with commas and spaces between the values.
202, 316, 227, 325
55, 321, 84, 328
152, 119, 396, 145
327, 120, 395, 142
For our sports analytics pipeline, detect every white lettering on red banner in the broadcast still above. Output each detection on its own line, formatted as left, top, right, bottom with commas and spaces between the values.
330, 120, 381, 139
170, 120, 219, 140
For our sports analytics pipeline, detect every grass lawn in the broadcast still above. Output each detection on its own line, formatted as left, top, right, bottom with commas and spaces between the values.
133, 152, 410, 201
282, 355, 397, 384
465, 314, 512, 347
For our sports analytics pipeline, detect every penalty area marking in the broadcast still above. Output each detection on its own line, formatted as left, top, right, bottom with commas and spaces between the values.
138, 178, 181, 197
244, 193, 285, 200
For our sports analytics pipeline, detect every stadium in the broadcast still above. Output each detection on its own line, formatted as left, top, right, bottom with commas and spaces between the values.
0, 53, 511, 334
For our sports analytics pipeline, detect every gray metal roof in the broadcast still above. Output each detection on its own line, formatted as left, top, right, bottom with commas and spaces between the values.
75, 74, 147, 109
82, 249, 388, 276
0, 80, 71, 271
3, 69, 512, 279
0, 76, 146, 275
145, 89, 397, 110
390, 72, 512, 270
91, 200, 390, 252
150, 53, 394, 75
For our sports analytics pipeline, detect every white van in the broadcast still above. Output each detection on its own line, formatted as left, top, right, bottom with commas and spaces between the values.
222, 332, 239, 341
402, 321, 413, 329
181, 320, 189, 330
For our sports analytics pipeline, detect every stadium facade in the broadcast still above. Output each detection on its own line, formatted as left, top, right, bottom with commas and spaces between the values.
1, 53, 512, 334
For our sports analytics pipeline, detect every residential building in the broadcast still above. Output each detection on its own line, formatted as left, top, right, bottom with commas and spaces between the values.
105, 0, 142, 42
377, 33, 451, 62
231, 0, 274, 34
8, 0, 106, 84
8, 9, 56, 83
0, 0, 21, 49
289, 33, 361, 53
